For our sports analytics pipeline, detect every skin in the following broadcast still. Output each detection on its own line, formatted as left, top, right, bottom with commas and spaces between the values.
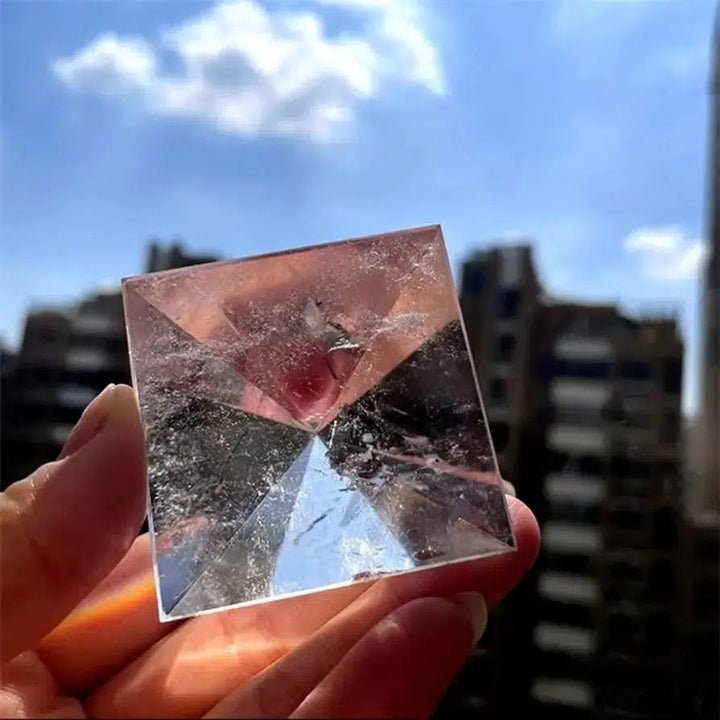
0, 384, 540, 718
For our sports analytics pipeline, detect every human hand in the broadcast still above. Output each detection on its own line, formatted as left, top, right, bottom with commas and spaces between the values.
1, 384, 539, 718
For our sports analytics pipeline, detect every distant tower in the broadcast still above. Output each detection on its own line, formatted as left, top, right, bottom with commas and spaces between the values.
697, 7, 719, 515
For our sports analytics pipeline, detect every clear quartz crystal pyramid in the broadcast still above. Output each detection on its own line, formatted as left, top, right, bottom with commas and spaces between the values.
122, 225, 515, 621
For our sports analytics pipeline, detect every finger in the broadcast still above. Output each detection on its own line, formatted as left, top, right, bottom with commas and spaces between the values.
86, 582, 369, 719
0, 650, 85, 719
38, 535, 177, 692
206, 582, 485, 719
0, 385, 147, 664
88, 497, 538, 719
204, 497, 535, 718
291, 594, 486, 718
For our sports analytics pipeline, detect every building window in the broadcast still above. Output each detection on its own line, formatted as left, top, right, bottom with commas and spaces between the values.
531, 678, 593, 710
554, 407, 601, 425
489, 377, 508, 403
695, 537, 720, 563
544, 552, 594, 575
462, 264, 485, 295
659, 410, 679, 443
604, 612, 642, 654
661, 358, 681, 394
646, 611, 674, 655
652, 509, 678, 550
65, 347, 107, 371
490, 421, 510, 452
692, 579, 720, 615
534, 623, 596, 655
549, 358, 612, 380
73, 313, 119, 335
547, 452, 606, 476
538, 572, 599, 603
494, 334, 516, 362
648, 560, 676, 600
497, 289, 520, 319
608, 510, 645, 532
551, 503, 600, 524
58, 384, 96, 407
608, 559, 644, 584
622, 410, 652, 428
619, 361, 652, 381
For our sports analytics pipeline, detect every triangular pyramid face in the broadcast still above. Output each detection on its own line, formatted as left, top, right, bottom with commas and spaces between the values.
139, 388, 309, 617
168, 438, 314, 618
320, 321, 498, 476
320, 226, 459, 424
271, 437, 415, 595
123, 226, 514, 622
123, 286, 304, 429
348, 458, 515, 556
125, 227, 451, 429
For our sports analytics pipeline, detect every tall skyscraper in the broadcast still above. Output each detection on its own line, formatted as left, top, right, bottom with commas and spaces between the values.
696, 5, 719, 515
675, 16, 720, 717
438, 245, 545, 718
440, 245, 686, 720
533, 304, 684, 720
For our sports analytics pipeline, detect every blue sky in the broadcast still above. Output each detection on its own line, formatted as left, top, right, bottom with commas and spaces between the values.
1, 0, 715, 413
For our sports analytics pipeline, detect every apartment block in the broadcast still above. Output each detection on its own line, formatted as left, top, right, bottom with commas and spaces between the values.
695, 9, 719, 515
678, 514, 719, 720
0, 242, 218, 487
439, 248, 688, 720
534, 305, 684, 719
438, 244, 546, 718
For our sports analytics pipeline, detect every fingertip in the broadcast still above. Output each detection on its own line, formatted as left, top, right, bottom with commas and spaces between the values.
448, 591, 487, 645
107, 384, 142, 426
292, 596, 475, 718
506, 495, 541, 568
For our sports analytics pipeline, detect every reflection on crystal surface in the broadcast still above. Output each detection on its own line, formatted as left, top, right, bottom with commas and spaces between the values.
122, 225, 515, 620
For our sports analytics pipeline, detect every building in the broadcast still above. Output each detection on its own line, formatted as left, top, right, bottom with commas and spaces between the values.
458, 245, 544, 486
1, 308, 76, 484
438, 246, 687, 720
695, 3, 720, 516
535, 304, 684, 719
437, 244, 547, 717
677, 15, 719, 717
0, 241, 218, 487
678, 513, 719, 720
145, 239, 219, 273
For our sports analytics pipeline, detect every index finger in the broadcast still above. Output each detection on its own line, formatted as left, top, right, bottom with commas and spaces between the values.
0, 385, 147, 664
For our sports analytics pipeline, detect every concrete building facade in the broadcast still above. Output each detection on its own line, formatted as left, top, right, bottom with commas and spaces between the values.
440, 247, 689, 720
1, 242, 217, 487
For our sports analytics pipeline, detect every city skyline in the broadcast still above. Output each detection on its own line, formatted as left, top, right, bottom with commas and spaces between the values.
1, 0, 716, 415
1, 234, 715, 718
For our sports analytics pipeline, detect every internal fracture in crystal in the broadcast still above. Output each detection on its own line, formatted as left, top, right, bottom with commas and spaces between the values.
122, 225, 515, 621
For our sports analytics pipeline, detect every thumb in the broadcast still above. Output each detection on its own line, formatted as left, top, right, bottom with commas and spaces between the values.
0, 384, 147, 664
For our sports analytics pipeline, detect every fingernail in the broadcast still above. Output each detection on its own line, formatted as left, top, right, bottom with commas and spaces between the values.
502, 478, 516, 497
102, 384, 141, 430
450, 591, 487, 646
59, 384, 117, 459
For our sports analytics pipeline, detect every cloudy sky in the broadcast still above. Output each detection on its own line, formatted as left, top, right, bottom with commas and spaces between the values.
1, 0, 715, 413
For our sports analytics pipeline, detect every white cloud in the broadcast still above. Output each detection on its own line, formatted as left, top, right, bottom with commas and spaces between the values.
51, 0, 444, 143
54, 34, 157, 92
624, 227, 707, 281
